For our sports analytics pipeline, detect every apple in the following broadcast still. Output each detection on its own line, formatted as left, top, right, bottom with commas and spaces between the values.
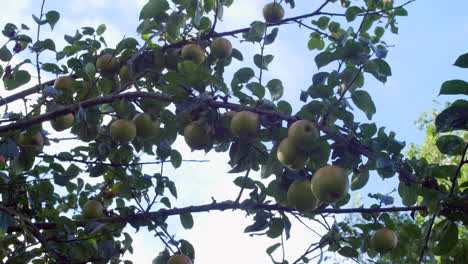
276, 138, 308, 170
211, 37, 232, 59
110, 119, 137, 143
82, 200, 105, 219
167, 255, 193, 264
230, 111, 260, 138
0, 155, 6, 164
181, 44, 205, 64
19, 132, 44, 152
119, 64, 130, 82
263, 2, 285, 23
371, 228, 398, 253
288, 120, 319, 152
184, 121, 212, 150
96, 54, 119, 77
50, 113, 74, 132
311, 165, 349, 203
133, 113, 161, 139
287, 179, 318, 212
54, 76, 75, 91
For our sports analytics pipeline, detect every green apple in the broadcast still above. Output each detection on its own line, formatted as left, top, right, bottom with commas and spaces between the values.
82, 200, 105, 219
50, 113, 74, 132
263, 2, 285, 23
311, 165, 349, 203
288, 120, 319, 152
119, 65, 130, 82
54, 76, 75, 91
276, 138, 309, 170
211, 37, 232, 59
181, 44, 205, 64
287, 179, 318, 212
184, 121, 212, 150
230, 111, 260, 138
132, 113, 161, 139
96, 54, 119, 77
19, 132, 44, 152
110, 119, 137, 143
167, 255, 193, 264
371, 228, 398, 253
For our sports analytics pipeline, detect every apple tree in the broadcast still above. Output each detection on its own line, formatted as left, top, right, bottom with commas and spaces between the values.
0, 0, 466, 263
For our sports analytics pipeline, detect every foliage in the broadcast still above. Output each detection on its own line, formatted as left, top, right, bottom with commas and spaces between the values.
0, 0, 465, 263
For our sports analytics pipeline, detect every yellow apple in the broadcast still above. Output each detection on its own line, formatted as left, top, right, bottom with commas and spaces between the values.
110, 119, 137, 143
167, 255, 193, 264
18, 132, 44, 152
96, 54, 119, 77
287, 179, 318, 212
311, 165, 349, 203
371, 228, 398, 253
50, 113, 74, 132
263, 2, 285, 23
288, 120, 319, 152
183, 121, 212, 150
132, 113, 161, 139
211, 37, 232, 59
82, 200, 105, 219
54, 76, 75, 91
181, 44, 205, 64
277, 138, 309, 170
230, 111, 260, 138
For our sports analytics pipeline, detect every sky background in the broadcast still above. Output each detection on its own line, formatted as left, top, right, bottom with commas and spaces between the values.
1, 0, 468, 263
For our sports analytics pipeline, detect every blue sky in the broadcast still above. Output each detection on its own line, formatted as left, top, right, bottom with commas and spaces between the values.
1, 0, 467, 263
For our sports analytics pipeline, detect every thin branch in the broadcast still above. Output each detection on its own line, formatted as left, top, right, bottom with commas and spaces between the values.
35, 0, 46, 90
234, 168, 251, 204
5, 202, 426, 232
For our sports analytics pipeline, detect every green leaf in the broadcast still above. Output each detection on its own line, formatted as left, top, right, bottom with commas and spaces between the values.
277, 100, 292, 115
0, 45, 12, 61
351, 170, 369, 190
315, 51, 335, 68
398, 182, 418, 206
3, 70, 31, 90
139, 0, 170, 20
433, 220, 459, 255
266, 243, 281, 255
394, 7, 408, 16
436, 135, 465, 155
180, 213, 194, 229
345, 6, 362, 22
254, 54, 274, 70
338, 246, 358, 258
234, 67, 255, 83
179, 240, 195, 260
435, 104, 468, 132
351, 90, 376, 120
246, 82, 265, 98
308, 32, 325, 50
266, 79, 283, 101
84, 62, 96, 80
454, 53, 468, 68
96, 24, 106, 35
266, 218, 284, 238
243, 21, 266, 42
439, 80, 468, 95
170, 150, 182, 168
264, 28, 278, 45
45, 11, 60, 30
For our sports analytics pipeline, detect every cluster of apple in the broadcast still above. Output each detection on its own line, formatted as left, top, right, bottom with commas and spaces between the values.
183, 110, 259, 150
110, 113, 161, 144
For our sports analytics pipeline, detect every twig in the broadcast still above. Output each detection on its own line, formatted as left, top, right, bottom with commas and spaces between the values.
234, 169, 251, 204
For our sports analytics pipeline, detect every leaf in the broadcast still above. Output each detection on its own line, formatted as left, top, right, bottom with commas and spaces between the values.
3, 70, 31, 90
435, 104, 468, 132
345, 6, 362, 22
266, 243, 281, 255
254, 54, 274, 70
351, 170, 369, 190
170, 150, 182, 168
376, 155, 396, 178
433, 220, 459, 255
315, 51, 335, 68
351, 90, 376, 120
96, 24, 106, 35
0, 45, 12, 61
436, 135, 465, 155
454, 53, 468, 68
246, 82, 265, 98
264, 28, 278, 45
266, 79, 283, 101
180, 213, 194, 229
139, 0, 170, 20
233, 67, 255, 83
439, 80, 468, 95
398, 182, 418, 206
45, 11, 60, 30
277, 100, 292, 115
338, 246, 358, 258
243, 21, 266, 42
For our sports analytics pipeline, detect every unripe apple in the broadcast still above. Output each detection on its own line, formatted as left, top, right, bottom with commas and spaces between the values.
288, 120, 319, 152
371, 228, 398, 253
167, 255, 193, 264
54, 76, 75, 91
119, 65, 130, 82
230, 111, 260, 138
96, 54, 119, 77
181, 44, 205, 64
211, 37, 232, 59
287, 179, 318, 212
50, 113, 74, 132
110, 119, 137, 143
82, 200, 105, 219
184, 121, 212, 150
132, 113, 161, 139
276, 138, 308, 170
19, 132, 44, 152
263, 2, 285, 23
311, 165, 349, 203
